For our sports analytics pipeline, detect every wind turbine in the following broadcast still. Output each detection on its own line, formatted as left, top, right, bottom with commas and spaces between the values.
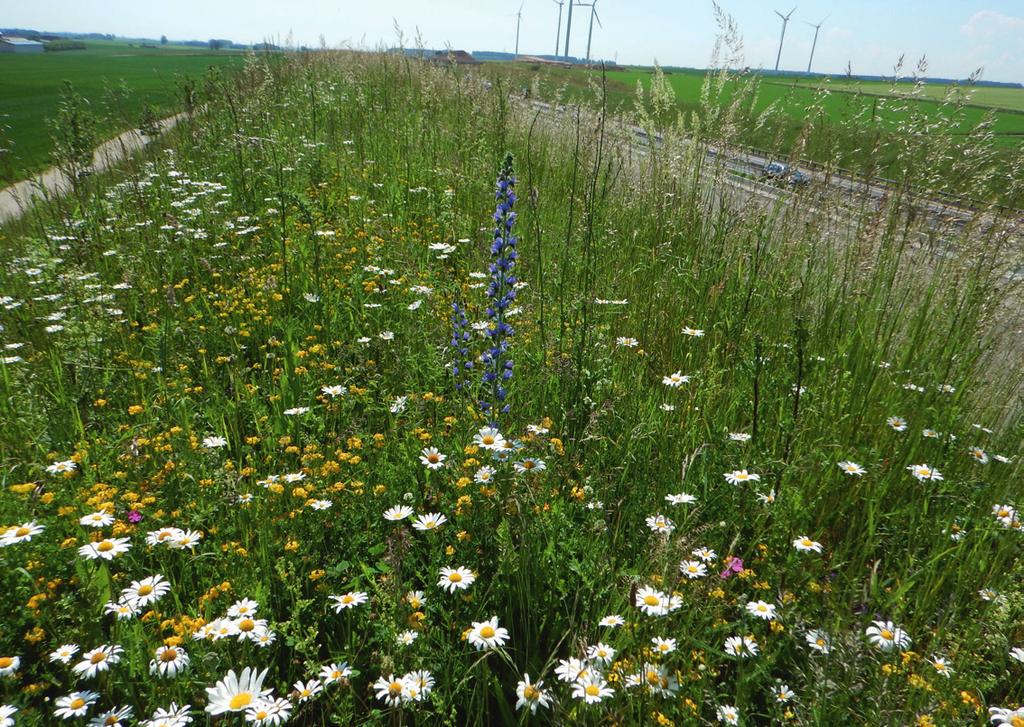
805, 16, 826, 73
584, 0, 602, 64
514, 2, 523, 56
563, 0, 575, 59
552, 0, 564, 57
773, 7, 796, 72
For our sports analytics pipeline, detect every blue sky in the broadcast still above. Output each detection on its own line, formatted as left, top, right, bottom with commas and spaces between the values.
6, 1, 1024, 82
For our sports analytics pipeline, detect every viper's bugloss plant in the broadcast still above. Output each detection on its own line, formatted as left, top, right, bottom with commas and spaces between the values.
449, 300, 472, 394
480, 153, 518, 421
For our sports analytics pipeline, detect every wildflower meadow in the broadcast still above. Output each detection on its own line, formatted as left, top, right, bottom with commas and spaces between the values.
0, 49, 1022, 725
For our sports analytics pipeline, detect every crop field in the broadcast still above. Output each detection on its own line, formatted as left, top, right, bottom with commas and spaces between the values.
0, 51, 1022, 725
771, 77, 1024, 113
0, 40, 246, 180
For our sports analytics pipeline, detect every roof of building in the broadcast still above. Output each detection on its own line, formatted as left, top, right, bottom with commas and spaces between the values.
0, 36, 44, 46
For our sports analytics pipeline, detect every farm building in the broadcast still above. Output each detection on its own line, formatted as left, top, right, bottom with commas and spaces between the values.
430, 50, 480, 66
0, 36, 44, 53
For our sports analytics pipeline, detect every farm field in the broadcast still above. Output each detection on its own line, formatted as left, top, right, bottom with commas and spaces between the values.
0, 40, 247, 180
770, 77, 1024, 112
0, 50, 1022, 725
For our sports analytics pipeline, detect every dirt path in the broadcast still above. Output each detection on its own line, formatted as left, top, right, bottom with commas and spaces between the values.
0, 111, 190, 225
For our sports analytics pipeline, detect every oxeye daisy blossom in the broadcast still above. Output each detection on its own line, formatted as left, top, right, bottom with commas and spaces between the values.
228, 599, 259, 618
907, 464, 943, 482
645, 514, 675, 535
54, 691, 99, 719
724, 635, 759, 658
319, 662, 352, 685
0, 657, 18, 676
438, 566, 475, 591
46, 460, 78, 475
396, 630, 419, 646
616, 336, 639, 347
729, 432, 752, 442
205, 667, 272, 714
293, 679, 323, 702
724, 469, 760, 485
104, 600, 139, 620
203, 435, 228, 448
693, 547, 717, 562
887, 416, 908, 431
171, 530, 203, 550
383, 505, 414, 521
467, 616, 509, 650
474, 466, 496, 483
515, 674, 552, 713
599, 614, 625, 628
717, 704, 740, 724
122, 574, 170, 607
1009, 647, 1024, 664
774, 684, 795, 703
679, 560, 708, 579
930, 656, 954, 678
50, 644, 80, 664
572, 674, 613, 704
150, 646, 190, 678
555, 658, 591, 683
586, 642, 616, 664
651, 636, 677, 654
793, 535, 823, 553
405, 590, 426, 609
234, 616, 270, 642
838, 460, 866, 475
330, 592, 368, 611
73, 644, 124, 678
513, 457, 546, 473
806, 629, 831, 653
146, 527, 184, 547
412, 512, 448, 531
665, 492, 696, 505
321, 384, 347, 398
0, 705, 15, 727
662, 371, 690, 387
419, 447, 446, 469
79, 511, 115, 528
745, 600, 778, 620
78, 537, 132, 561
373, 674, 406, 707
682, 326, 705, 337
245, 698, 291, 726
473, 426, 506, 451
636, 586, 670, 616
1, 521, 44, 545
969, 446, 989, 464
989, 707, 1024, 725
865, 620, 911, 651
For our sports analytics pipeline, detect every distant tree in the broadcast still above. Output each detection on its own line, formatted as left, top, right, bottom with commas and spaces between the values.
208, 39, 221, 50
160, 34, 168, 45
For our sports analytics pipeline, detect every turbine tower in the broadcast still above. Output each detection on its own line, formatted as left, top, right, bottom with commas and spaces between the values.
773, 7, 796, 72
584, 0, 602, 64
515, 2, 523, 56
563, 0, 575, 59
805, 16, 826, 73
552, 0, 565, 57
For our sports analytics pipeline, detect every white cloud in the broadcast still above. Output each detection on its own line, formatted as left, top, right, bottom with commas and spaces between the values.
959, 10, 1024, 79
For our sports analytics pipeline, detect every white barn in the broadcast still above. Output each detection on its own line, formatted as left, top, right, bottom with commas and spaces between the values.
0, 36, 45, 53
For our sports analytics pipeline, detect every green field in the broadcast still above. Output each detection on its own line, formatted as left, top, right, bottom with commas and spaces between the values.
772, 77, 1024, 112
0, 40, 246, 180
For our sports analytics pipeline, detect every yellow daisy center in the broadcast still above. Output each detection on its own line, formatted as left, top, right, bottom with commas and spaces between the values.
97, 540, 114, 552
479, 626, 496, 639
69, 698, 86, 710
160, 649, 178, 662
585, 684, 600, 697
389, 681, 403, 695
90, 652, 107, 664
229, 692, 252, 710
15, 527, 30, 537
238, 618, 255, 632
523, 685, 539, 700
643, 595, 660, 606
0, 657, 12, 668
880, 629, 894, 641
137, 585, 153, 596
449, 573, 462, 582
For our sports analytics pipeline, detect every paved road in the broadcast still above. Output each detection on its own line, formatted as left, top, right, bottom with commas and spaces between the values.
525, 99, 1024, 282
0, 112, 189, 225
